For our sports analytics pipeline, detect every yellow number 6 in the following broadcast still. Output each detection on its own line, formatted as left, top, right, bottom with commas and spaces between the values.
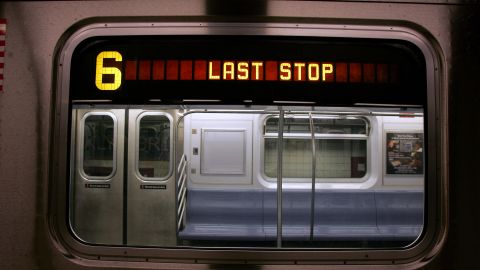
95, 51, 122, 90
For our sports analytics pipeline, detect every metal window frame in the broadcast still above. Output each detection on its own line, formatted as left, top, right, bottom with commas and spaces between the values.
49, 20, 446, 266
78, 111, 118, 180
264, 115, 370, 138
262, 114, 370, 182
135, 111, 173, 181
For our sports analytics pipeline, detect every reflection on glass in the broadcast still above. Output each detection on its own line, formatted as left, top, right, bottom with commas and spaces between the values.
138, 115, 170, 178
83, 115, 114, 177
264, 139, 367, 179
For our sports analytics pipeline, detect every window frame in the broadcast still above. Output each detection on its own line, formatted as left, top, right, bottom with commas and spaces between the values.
78, 111, 118, 181
49, 21, 446, 266
135, 111, 174, 181
262, 114, 370, 183
264, 115, 370, 138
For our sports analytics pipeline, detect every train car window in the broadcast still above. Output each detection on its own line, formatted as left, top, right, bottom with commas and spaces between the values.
264, 116, 368, 179
264, 139, 367, 179
51, 22, 443, 265
137, 114, 171, 179
82, 114, 115, 177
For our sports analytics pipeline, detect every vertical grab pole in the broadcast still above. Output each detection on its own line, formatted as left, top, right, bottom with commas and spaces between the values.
309, 113, 316, 242
277, 108, 285, 248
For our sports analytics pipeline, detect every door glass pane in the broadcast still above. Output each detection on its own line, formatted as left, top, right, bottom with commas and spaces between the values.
83, 115, 114, 177
138, 115, 170, 178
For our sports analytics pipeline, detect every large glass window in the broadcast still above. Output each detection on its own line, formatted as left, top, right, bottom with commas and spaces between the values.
83, 114, 114, 177
264, 116, 368, 179
265, 139, 367, 178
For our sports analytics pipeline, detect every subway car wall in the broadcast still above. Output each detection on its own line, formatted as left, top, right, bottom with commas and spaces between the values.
0, 1, 478, 270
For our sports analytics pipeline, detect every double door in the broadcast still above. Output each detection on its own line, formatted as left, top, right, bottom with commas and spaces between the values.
71, 108, 176, 246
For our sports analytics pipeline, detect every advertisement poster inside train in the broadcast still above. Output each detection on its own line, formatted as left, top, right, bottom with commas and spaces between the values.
386, 132, 423, 174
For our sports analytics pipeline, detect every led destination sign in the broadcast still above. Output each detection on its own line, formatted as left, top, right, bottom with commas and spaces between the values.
71, 36, 426, 105
96, 51, 396, 91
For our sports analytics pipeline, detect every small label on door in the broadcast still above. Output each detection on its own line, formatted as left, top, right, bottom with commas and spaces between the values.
140, 184, 167, 190
85, 183, 111, 189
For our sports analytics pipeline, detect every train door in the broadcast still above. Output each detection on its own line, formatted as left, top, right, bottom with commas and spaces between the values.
71, 108, 177, 246
127, 110, 176, 246
71, 109, 125, 244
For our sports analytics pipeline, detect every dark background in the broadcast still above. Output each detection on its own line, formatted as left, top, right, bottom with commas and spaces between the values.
424, 5, 480, 270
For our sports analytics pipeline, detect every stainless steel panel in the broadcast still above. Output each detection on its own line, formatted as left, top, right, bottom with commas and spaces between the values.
71, 108, 125, 245
127, 109, 177, 246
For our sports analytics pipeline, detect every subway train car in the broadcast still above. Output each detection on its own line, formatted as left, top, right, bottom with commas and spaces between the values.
0, 1, 479, 269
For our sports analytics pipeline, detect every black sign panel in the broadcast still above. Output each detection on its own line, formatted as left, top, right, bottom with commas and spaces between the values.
70, 36, 426, 106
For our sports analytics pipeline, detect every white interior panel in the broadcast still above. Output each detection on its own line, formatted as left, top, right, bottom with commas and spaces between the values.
201, 129, 246, 175
187, 114, 253, 185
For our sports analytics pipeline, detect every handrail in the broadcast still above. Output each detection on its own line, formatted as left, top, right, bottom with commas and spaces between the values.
178, 170, 187, 192
177, 204, 186, 230
263, 115, 371, 137
178, 154, 187, 174
177, 154, 188, 231
264, 133, 368, 140
276, 108, 284, 248
178, 164, 187, 189
309, 113, 316, 242
178, 109, 423, 118
178, 186, 187, 215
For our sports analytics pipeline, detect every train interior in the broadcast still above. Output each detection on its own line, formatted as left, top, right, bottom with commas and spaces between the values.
69, 104, 424, 249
